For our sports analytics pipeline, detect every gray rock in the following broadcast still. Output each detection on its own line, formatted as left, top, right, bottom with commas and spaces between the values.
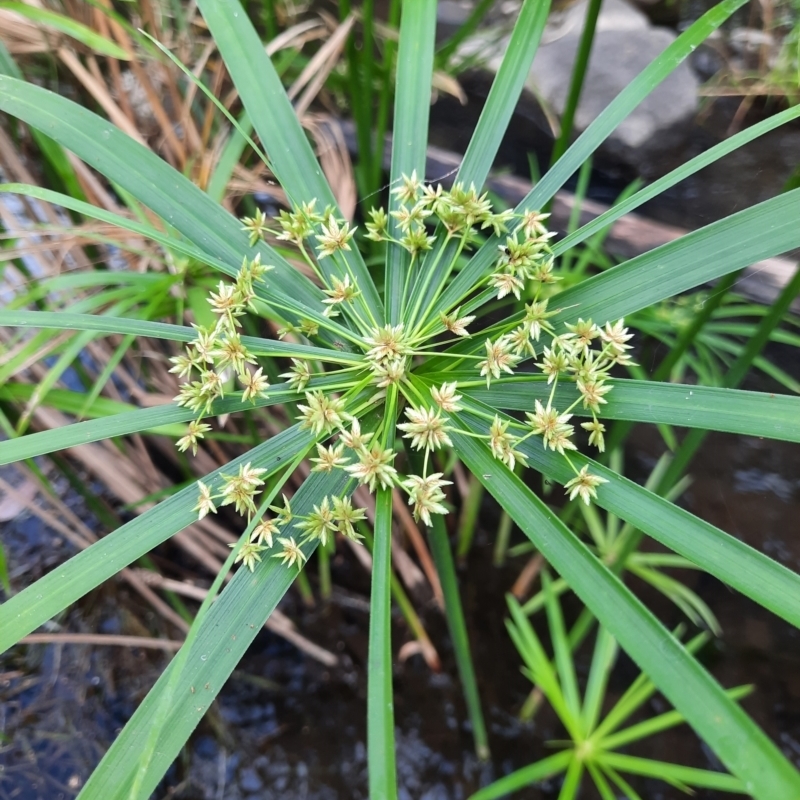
527, 0, 698, 169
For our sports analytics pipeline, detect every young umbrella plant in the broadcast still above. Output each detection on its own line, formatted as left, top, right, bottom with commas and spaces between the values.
1, 0, 800, 798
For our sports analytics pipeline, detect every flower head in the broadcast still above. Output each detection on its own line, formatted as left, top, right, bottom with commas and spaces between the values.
297, 390, 348, 435
251, 517, 279, 547
310, 442, 350, 472
440, 308, 475, 337
340, 419, 374, 452
332, 496, 366, 541
431, 382, 463, 413
564, 465, 607, 505
194, 481, 217, 520
479, 338, 520, 387
280, 359, 312, 392
323, 274, 360, 307
488, 416, 526, 470
177, 420, 212, 456
272, 536, 307, 569
525, 400, 576, 455
232, 541, 266, 572
391, 170, 424, 204
402, 473, 451, 526
315, 217, 356, 258
581, 418, 606, 452
345, 445, 398, 492
240, 367, 270, 403
297, 497, 338, 546
398, 406, 452, 452
363, 324, 410, 364
219, 462, 267, 518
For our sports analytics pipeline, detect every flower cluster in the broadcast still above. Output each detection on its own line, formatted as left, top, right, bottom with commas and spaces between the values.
174, 174, 635, 571
171, 255, 272, 454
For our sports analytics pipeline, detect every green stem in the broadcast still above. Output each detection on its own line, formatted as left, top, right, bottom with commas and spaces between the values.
493, 507, 514, 567
294, 565, 315, 607
456, 473, 484, 560
318, 540, 331, 600
371, 0, 401, 195
367, 487, 398, 800
429, 513, 490, 759
549, 0, 603, 167
404, 234, 454, 329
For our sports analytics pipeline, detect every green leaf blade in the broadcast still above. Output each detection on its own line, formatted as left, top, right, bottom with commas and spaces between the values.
368, 487, 398, 800
450, 423, 800, 799
462, 377, 800, 442
385, 0, 437, 324
0, 76, 324, 314
75, 469, 348, 800
195, 0, 383, 320
0, 427, 313, 652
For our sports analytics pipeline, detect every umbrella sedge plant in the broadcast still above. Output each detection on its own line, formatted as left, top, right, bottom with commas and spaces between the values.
1, 0, 800, 798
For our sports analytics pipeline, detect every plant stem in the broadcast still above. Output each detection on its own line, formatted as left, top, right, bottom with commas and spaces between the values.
318, 541, 331, 600
367, 487, 398, 800
456, 473, 484, 560
549, 0, 603, 167
429, 513, 490, 759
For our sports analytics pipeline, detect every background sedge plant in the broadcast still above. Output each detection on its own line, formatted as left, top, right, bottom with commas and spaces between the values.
1, 0, 800, 798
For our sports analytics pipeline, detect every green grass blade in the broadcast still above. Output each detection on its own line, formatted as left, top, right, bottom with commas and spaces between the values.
604, 766, 645, 800
657, 263, 800, 492
14, 329, 95, 434
430, 0, 757, 318
428, 513, 490, 759
600, 685, 752, 751
75, 469, 348, 800
0, 383, 184, 436
0, 310, 362, 363
586, 762, 619, 800
0, 374, 349, 466
524, 0, 746, 208
460, 399, 800, 630
455, 0, 550, 189
469, 750, 573, 800
0, 76, 325, 313
402, 0, 550, 327
450, 422, 800, 799
206, 113, 252, 203
384, 0, 437, 324
591, 636, 710, 742
195, 0, 383, 320
550, 0, 602, 167
542, 569, 583, 731
0, 426, 313, 651
595, 753, 745, 792
581, 626, 617, 734
557, 757, 584, 800
427, 187, 800, 368
554, 104, 800, 257
551, 188, 800, 327
0, 48, 85, 200
368, 487, 398, 800
507, 597, 579, 740
0, 183, 243, 276
459, 376, 800, 442
0, 2, 130, 60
